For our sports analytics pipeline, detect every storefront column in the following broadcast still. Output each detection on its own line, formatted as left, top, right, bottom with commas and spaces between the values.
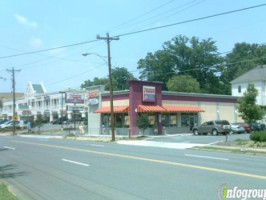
50, 112, 53, 122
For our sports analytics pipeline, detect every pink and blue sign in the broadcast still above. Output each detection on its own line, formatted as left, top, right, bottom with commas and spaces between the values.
143, 86, 156, 102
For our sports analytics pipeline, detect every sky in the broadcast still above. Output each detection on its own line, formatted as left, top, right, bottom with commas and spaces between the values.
0, 0, 265, 93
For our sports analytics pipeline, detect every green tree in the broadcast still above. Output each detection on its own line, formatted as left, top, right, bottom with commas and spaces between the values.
221, 42, 266, 94
81, 77, 108, 89
238, 84, 264, 123
167, 75, 200, 93
81, 67, 136, 91
136, 114, 150, 136
33, 114, 44, 133
137, 35, 224, 93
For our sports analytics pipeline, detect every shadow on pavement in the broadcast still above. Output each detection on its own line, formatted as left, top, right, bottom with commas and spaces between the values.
0, 164, 28, 179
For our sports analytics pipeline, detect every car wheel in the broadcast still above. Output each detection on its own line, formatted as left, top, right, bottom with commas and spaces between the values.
212, 129, 218, 136
193, 129, 199, 135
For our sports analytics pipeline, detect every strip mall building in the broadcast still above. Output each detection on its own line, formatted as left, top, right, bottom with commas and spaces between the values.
90, 80, 240, 136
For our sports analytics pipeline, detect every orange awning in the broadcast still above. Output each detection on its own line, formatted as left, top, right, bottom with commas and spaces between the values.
137, 105, 166, 113
94, 106, 129, 113
163, 106, 204, 112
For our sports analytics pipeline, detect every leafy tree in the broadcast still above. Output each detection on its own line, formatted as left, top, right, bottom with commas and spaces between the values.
81, 67, 136, 91
167, 75, 200, 93
137, 35, 224, 93
238, 84, 264, 123
221, 42, 266, 94
136, 114, 150, 136
81, 77, 108, 89
33, 114, 44, 133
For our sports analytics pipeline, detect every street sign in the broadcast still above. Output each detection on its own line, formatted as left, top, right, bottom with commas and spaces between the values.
13, 115, 18, 121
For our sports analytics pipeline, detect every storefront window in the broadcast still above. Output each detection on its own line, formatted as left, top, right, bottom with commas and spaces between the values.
148, 115, 156, 127
162, 114, 170, 126
124, 115, 130, 128
115, 114, 123, 128
170, 114, 177, 126
181, 113, 198, 127
181, 113, 189, 127
102, 114, 109, 128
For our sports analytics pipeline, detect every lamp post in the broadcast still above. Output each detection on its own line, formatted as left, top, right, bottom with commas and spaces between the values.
82, 52, 115, 141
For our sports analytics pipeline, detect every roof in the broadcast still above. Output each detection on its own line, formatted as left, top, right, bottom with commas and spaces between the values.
137, 105, 166, 113
32, 84, 44, 93
0, 93, 24, 100
94, 106, 129, 113
95, 105, 204, 113
231, 65, 266, 84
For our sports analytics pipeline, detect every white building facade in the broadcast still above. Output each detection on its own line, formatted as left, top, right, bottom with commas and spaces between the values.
0, 82, 87, 121
231, 65, 266, 106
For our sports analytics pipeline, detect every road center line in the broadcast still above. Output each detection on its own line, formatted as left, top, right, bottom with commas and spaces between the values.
62, 159, 89, 167
4, 146, 16, 150
90, 144, 104, 147
12, 140, 266, 180
184, 154, 229, 161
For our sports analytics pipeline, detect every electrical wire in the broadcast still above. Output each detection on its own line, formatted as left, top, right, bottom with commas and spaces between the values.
0, 4, 265, 60
115, 4, 266, 37
0, 39, 99, 59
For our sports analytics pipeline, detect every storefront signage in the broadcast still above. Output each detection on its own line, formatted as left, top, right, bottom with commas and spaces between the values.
68, 106, 84, 111
87, 91, 99, 99
143, 86, 156, 102
88, 98, 99, 105
65, 93, 85, 104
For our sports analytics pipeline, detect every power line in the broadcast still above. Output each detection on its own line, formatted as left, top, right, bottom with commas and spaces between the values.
115, 3, 266, 37
0, 3, 265, 60
114, 0, 205, 35
0, 39, 99, 59
109, 0, 175, 32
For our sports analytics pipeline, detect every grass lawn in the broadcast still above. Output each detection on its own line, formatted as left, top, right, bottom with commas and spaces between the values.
0, 183, 19, 200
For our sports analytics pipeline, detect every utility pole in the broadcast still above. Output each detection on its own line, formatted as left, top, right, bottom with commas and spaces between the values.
7, 68, 21, 135
97, 33, 119, 141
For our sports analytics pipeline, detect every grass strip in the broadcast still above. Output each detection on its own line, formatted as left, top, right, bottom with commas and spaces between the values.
0, 183, 19, 200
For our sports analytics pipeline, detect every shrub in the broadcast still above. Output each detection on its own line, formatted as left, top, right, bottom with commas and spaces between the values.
250, 131, 266, 142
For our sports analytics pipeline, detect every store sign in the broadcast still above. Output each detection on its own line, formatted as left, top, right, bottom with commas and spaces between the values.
87, 90, 99, 99
65, 93, 85, 104
88, 98, 99, 105
68, 106, 84, 111
143, 86, 156, 102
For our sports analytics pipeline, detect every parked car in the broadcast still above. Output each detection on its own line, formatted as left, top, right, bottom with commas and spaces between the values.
0, 119, 8, 125
0, 121, 20, 129
192, 120, 231, 136
229, 123, 245, 134
237, 122, 251, 133
249, 122, 266, 131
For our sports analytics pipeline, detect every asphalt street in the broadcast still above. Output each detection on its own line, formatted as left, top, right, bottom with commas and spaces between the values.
0, 135, 265, 200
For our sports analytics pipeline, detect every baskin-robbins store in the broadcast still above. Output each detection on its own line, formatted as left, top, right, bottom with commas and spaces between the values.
92, 80, 240, 136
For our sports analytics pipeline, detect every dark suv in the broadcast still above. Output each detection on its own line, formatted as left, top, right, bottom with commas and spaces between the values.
192, 120, 231, 135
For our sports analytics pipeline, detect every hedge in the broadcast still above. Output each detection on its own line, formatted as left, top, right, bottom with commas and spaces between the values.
250, 131, 266, 142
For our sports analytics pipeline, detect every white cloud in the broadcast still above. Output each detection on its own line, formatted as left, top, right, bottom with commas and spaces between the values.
14, 14, 38, 28
29, 38, 43, 48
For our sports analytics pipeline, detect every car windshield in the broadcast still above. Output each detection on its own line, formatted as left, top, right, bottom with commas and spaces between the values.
215, 120, 230, 125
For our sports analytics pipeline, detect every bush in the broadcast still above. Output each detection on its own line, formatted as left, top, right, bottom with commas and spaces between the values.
250, 131, 266, 142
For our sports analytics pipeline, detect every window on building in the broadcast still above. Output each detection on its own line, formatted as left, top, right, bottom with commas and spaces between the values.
162, 114, 170, 127
238, 85, 241, 93
115, 114, 123, 128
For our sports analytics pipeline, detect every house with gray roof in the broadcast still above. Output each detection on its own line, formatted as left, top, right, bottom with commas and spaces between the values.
231, 65, 266, 106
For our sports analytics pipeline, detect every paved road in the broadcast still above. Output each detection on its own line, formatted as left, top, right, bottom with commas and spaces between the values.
0, 135, 265, 200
